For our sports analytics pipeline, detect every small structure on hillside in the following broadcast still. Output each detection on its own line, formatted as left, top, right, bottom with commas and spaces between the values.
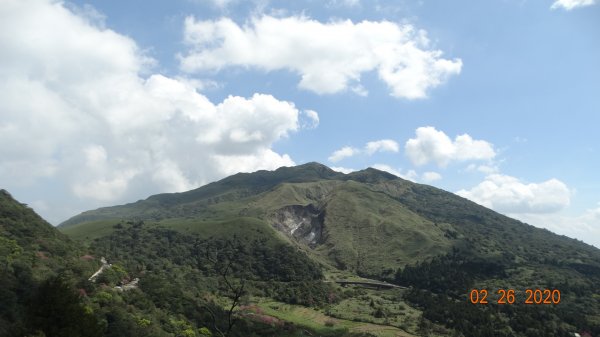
115, 278, 139, 292
333, 280, 406, 290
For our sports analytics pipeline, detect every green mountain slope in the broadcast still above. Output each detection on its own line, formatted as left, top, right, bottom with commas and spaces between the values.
58, 163, 600, 336
60, 163, 600, 277
0, 189, 103, 336
0, 189, 96, 281
61, 166, 454, 276
3, 189, 362, 337
59, 163, 345, 228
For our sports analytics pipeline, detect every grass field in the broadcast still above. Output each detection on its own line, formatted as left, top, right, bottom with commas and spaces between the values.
327, 288, 421, 333
251, 298, 418, 337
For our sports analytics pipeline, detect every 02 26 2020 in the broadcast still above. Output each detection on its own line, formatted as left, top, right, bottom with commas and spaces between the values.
469, 288, 561, 305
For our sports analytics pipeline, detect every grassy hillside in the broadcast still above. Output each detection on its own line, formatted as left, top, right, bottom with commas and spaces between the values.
61, 163, 600, 277
61, 165, 454, 276
57, 163, 600, 336
59, 162, 345, 228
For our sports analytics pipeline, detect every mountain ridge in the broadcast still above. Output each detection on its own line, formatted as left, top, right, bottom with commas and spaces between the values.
59, 163, 600, 278
59, 162, 400, 228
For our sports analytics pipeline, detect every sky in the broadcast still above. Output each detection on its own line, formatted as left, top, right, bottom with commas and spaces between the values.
1, 0, 599, 247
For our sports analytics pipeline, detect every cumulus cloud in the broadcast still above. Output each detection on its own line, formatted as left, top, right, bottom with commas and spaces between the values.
328, 139, 400, 162
328, 147, 359, 163
405, 126, 496, 167
301, 109, 320, 129
551, 0, 595, 10
0, 0, 308, 223
331, 166, 356, 174
456, 174, 571, 214
180, 15, 462, 99
365, 139, 400, 155
515, 204, 600, 248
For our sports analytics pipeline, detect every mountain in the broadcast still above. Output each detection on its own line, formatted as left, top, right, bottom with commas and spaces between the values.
0, 189, 92, 279
61, 162, 600, 277
61, 163, 452, 275
57, 162, 600, 336
0, 189, 102, 337
2, 188, 351, 337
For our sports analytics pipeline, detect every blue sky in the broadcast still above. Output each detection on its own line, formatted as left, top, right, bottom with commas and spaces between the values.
1, 0, 599, 246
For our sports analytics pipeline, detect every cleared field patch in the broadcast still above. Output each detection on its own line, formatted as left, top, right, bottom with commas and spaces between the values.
327, 289, 421, 334
254, 299, 417, 337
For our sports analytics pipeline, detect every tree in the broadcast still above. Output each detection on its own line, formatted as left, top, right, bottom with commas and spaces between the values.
27, 275, 103, 337
200, 240, 246, 337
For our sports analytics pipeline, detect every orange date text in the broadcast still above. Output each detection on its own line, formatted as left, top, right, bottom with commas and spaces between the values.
469, 289, 560, 305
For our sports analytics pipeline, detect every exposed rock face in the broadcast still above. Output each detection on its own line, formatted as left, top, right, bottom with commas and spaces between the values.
271, 204, 323, 247
115, 278, 139, 292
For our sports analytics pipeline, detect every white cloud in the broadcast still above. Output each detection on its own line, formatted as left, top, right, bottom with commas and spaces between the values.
422, 171, 442, 183
180, 15, 462, 99
351, 84, 369, 97
301, 109, 320, 129
213, 149, 295, 176
73, 169, 140, 201
466, 163, 500, 174
327, 0, 360, 8
328, 147, 359, 163
551, 0, 595, 10
196, 0, 235, 8
365, 139, 400, 155
174, 76, 221, 92
405, 126, 496, 167
328, 139, 400, 163
513, 204, 600, 248
372, 165, 441, 183
0, 0, 308, 223
456, 174, 571, 214
331, 166, 356, 174
372, 164, 418, 182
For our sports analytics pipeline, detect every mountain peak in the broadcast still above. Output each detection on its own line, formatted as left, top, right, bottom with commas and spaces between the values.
1, 189, 14, 199
296, 161, 332, 170
291, 161, 338, 175
344, 166, 400, 183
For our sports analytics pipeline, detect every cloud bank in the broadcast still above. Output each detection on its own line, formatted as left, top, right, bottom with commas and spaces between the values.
516, 204, 600, 248
457, 174, 571, 214
0, 0, 309, 223
180, 15, 462, 99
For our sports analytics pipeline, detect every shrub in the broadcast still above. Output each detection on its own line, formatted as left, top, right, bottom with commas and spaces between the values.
324, 319, 336, 327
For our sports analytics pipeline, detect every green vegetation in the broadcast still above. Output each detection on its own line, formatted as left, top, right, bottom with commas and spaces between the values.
1, 189, 368, 336
61, 164, 455, 276
254, 299, 415, 337
0, 190, 100, 336
4, 162, 600, 336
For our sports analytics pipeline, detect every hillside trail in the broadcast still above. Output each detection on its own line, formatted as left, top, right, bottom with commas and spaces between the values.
88, 257, 110, 281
